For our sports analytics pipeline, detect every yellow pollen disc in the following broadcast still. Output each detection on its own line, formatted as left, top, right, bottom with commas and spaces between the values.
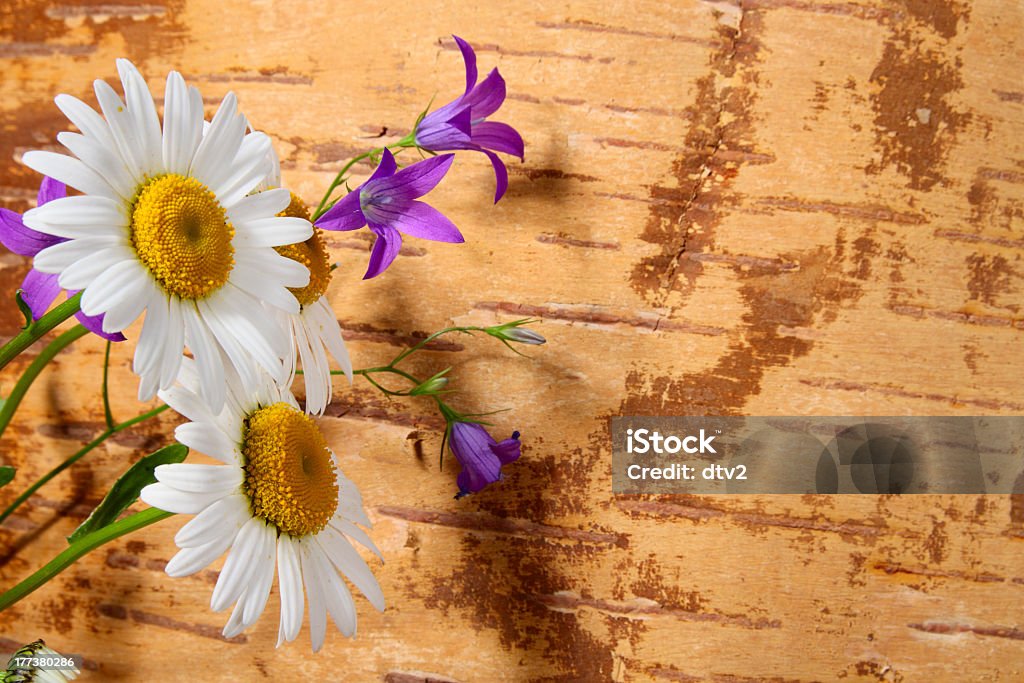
243, 402, 338, 536
274, 193, 332, 307
130, 174, 234, 300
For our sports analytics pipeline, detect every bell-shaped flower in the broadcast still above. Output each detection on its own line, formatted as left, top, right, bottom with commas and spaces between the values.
414, 36, 524, 203
316, 149, 462, 279
448, 421, 521, 498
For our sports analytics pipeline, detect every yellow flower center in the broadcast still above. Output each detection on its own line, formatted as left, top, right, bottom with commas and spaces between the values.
242, 402, 338, 536
274, 193, 332, 307
130, 174, 234, 300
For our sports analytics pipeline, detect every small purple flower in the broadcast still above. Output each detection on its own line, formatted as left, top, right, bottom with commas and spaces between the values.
414, 36, 525, 203
449, 421, 521, 498
0, 178, 124, 341
317, 149, 463, 279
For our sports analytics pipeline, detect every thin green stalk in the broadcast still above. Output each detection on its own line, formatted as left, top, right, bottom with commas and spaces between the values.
0, 404, 170, 525
0, 325, 88, 441
0, 293, 82, 373
349, 365, 425, 396
388, 326, 475, 367
102, 341, 115, 429
0, 508, 172, 612
311, 136, 418, 221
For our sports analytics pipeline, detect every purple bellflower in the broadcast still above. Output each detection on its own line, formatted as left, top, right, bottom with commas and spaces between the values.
448, 421, 522, 499
0, 178, 124, 342
414, 36, 525, 203
317, 149, 463, 279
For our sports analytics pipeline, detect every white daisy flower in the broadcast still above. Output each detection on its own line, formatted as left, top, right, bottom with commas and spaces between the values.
261, 149, 353, 415
274, 192, 353, 415
21, 59, 312, 411
140, 359, 383, 650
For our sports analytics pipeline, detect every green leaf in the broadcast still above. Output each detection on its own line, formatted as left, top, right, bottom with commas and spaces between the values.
0, 466, 14, 488
67, 443, 187, 544
14, 290, 33, 330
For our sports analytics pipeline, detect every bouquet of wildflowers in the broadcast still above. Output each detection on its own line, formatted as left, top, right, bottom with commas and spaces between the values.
0, 35, 539, 663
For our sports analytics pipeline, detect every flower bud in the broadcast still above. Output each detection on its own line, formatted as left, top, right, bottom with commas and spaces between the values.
500, 327, 545, 345
409, 374, 449, 396
486, 320, 545, 345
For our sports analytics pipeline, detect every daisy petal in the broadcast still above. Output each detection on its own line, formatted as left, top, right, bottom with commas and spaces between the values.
58, 244, 135, 291
56, 132, 136, 200
154, 463, 242, 494
210, 517, 266, 612
183, 304, 227, 412
79, 259, 148, 317
330, 518, 383, 560
300, 541, 328, 653
140, 482, 223, 515
235, 216, 312, 248
117, 58, 162, 172
175, 493, 249, 548
227, 188, 291, 226
309, 542, 356, 637
162, 71, 203, 175
277, 535, 305, 643
23, 195, 126, 240
240, 523, 277, 627
165, 529, 239, 578
174, 422, 239, 463
21, 151, 119, 201
318, 527, 385, 611
34, 237, 122, 276
190, 93, 245, 192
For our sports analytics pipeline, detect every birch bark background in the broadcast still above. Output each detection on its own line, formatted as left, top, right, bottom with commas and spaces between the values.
0, 1, 1022, 681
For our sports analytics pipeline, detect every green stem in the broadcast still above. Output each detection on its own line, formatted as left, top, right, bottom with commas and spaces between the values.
0, 508, 172, 613
388, 326, 474, 367
102, 341, 115, 429
0, 404, 170, 526
0, 325, 88, 441
349, 366, 425, 396
0, 293, 82, 373
311, 135, 418, 221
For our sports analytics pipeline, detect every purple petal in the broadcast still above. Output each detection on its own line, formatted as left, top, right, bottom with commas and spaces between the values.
463, 68, 506, 121
365, 154, 454, 201
450, 423, 502, 493
472, 121, 524, 159
373, 200, 463, 243
0, 208, 62, 257
316, 190, 366, 232
19, 269, 61, 319
455, 453, 501, 493
363, 225, 403, 279
483, 150, 510, 203
491, 433, 521, 465
415, 107, 473, 151
452, 35, 478, 95
37, 177, 67, 206
76, 309, 126, 342
366, 149, 398, 183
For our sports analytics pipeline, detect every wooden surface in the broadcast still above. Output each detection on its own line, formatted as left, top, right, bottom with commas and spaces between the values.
1, 1, 1023, 680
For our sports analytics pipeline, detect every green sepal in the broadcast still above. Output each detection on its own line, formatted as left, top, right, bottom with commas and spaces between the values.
67, 443, 188, 544
13, 291, 33, 331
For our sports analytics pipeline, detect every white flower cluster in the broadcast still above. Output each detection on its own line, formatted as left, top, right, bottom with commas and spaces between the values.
21, 60, 380, 651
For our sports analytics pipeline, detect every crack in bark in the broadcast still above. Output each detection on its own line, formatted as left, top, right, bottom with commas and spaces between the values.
656, 5, 748, 307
